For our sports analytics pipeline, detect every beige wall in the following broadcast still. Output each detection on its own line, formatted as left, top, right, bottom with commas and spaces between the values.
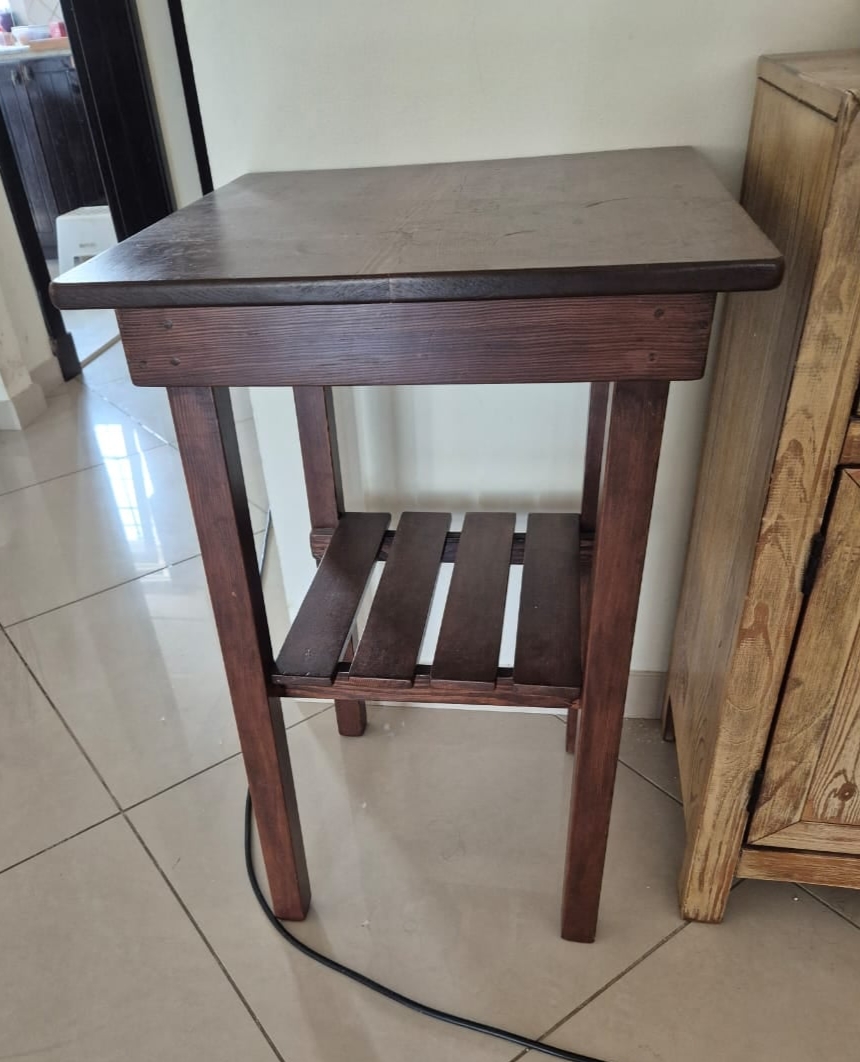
176, 1, 860, 703
0, 181, 58, 425
0, 183, 52, 377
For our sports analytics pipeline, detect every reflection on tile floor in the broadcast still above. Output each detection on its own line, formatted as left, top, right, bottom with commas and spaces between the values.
1, 348, 858, 1062
62, 307, 119, 361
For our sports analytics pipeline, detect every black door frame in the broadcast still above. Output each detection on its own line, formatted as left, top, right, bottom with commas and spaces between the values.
0, 0, 211, 381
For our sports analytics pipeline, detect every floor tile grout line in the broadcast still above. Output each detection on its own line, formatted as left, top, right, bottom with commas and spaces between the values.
1, 622, 330, 884
0, 440, 172, 501
0, 811, 123, 879
551, 713, 684, 807
5, 608, 307, 1061
616, 760, 683, 807
4, 566, 172, 627
797, 883, 860, 932
121, 753, 244, 812
2, 628, 122, 811
119, 706, 333, 812
7, 367, 283, 1053
5, 517, 269, 630
505, 921, 691, 1062
4, 557, 199, 627
79, 378, 175, 448
82, 374, 255, 449
123, 813, 288, 1062
0, 435, 175, 501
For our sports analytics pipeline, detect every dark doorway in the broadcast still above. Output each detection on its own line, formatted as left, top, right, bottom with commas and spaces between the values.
0, 0, 204, 380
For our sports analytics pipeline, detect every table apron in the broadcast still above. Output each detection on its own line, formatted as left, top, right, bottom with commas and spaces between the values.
118, 294, 715, 387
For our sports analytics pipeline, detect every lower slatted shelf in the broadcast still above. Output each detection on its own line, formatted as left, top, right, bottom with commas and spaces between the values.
274, 510, 583, 706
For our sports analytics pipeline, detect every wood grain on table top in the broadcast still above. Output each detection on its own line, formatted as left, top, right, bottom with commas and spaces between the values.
51, 147, 782, 309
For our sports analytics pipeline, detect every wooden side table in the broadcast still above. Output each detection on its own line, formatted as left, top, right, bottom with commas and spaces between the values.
52, 149, 781, 942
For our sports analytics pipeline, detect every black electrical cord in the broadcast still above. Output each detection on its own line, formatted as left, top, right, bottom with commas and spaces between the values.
245, 792, 611, 1062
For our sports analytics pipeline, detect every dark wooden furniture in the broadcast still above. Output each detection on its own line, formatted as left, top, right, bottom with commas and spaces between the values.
0, 52, 105, 258
52, 149, 781, 942
666, 52, 860, 922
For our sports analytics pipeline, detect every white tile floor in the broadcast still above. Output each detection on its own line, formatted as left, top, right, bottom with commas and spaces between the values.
1, 352, 859, 1062
62, 308, 120, 362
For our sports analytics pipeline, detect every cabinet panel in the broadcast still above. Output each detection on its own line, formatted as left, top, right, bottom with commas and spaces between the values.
26, 57, 104, 215
671, 81, 837, 831
0, 56, 105, 259
805, 619, 860, 826
749, 469, 860, 847
0, 63, 57, 252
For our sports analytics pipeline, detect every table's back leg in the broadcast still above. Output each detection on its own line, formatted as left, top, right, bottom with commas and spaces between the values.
294, 386, 367, 736
562, 380, 669, 941
170, 386, 311, 920
568, 381, 610, 753
580, 382, 610, 535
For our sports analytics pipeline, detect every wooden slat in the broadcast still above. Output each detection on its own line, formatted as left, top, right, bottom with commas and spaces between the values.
431, 512, 515, 690
310, 526, 596, 565
117, 296, 715, 388
737, 846, 860, 889
513, 514, 582, 698
350, 512, 451, 687
276, 513, 390, 682
273, 666, 579, 710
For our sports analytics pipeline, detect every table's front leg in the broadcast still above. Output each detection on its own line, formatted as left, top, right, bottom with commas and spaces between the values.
169, 386, 310, 919
562, 380, 669, 941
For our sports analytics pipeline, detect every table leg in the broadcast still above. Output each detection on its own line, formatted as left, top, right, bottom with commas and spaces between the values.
170, 386, 310, 919
337, 637, 367, 735
660, 693, 676, 742
561, 380, 669, 941
568, 382, 609, 753
293, 385, 367, 737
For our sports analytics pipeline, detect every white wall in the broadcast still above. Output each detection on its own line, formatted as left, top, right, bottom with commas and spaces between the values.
135, 0, 202, 209
179, 1, 860, 694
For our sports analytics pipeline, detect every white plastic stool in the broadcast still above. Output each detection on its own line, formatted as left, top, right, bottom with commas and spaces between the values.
56, 205, 117, 275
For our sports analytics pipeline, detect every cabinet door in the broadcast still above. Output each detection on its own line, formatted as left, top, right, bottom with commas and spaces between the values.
0, 62, 58, 254
749, 468, 860, 853
25, 57, 106, 215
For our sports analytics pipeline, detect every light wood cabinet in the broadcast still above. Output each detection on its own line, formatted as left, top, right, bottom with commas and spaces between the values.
666, 50, 860, 921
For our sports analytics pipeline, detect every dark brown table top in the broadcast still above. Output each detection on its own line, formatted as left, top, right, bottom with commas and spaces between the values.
51, 147, 782, 309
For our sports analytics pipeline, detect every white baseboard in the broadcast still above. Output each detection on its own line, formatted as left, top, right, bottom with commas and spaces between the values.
0, 381, 47, 430
623, 671, 667, 718
29, 356, 64, 397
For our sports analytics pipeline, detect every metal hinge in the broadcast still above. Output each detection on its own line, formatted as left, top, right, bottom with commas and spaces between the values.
801, 532, 826, 596
747, 768, 765, 813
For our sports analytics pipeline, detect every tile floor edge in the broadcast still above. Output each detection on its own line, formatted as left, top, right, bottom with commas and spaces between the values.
121, 813, 289, 1062
506, 920, 692, 1062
